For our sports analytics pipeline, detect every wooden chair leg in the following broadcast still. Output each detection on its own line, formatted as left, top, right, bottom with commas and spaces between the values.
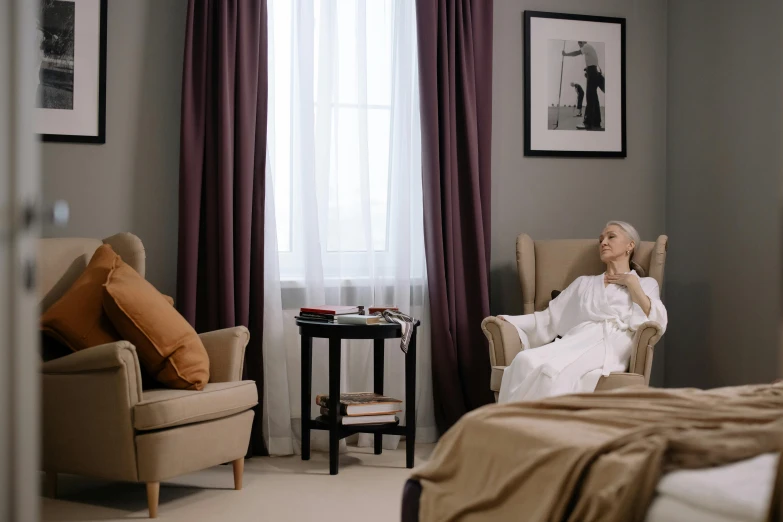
232, 458, 244, 490
45, 472, 57, 498
146, 482, 160, 519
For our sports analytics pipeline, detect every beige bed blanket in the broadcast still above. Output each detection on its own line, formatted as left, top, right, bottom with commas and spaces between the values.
411, 384, 783, 522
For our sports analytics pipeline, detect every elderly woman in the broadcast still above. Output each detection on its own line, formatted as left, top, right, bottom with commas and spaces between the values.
497, 221, 668, 403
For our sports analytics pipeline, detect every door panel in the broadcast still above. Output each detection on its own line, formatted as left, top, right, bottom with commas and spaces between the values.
1, 0, 42, 520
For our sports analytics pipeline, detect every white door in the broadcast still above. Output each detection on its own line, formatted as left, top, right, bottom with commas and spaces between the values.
0, 0, 43, 520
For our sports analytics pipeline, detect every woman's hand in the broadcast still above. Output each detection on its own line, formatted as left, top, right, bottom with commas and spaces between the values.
606, 273, 651, 316
604, 273, 641, 289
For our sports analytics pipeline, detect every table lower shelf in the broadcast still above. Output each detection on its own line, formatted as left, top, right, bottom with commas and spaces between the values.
308, 415, 411, 438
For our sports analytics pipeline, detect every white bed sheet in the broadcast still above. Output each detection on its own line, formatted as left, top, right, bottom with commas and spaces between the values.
646, 495, 754, 522
645, 453, 779, 522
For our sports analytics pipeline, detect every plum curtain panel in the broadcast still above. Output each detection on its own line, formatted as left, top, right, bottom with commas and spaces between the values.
415, 0, 496, 434
177, 0, 269, 454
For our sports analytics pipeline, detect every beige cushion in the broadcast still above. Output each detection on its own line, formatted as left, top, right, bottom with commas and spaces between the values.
134, 381, 258, 431
136, 410, 254, 482
490, 366, 506, 392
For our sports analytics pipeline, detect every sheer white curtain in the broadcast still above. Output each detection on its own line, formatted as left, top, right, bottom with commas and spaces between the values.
262, 0, 436, 456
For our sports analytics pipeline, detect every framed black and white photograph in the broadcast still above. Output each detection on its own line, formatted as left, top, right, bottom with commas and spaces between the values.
524, 11, 626, 157
35, 0, 107, 144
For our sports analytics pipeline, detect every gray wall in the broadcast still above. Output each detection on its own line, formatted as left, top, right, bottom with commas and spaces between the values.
490, 0, 668, 315
42, 0, 188, 298
491, 1, 668, 382
664, 0, 783, 388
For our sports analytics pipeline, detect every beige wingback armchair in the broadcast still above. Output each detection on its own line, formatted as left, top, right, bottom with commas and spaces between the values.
482, 233, 668, 401
39, 233, 258, 518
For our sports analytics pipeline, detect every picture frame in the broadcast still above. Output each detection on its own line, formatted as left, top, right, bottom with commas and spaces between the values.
35, 0, 107, 144
524, 11, 626, 158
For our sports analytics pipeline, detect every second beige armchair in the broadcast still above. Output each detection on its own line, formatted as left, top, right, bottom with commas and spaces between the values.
482, 233, 668, 401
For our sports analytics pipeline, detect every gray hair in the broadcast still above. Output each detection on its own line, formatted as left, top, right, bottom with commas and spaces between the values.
605, 221, 645, 276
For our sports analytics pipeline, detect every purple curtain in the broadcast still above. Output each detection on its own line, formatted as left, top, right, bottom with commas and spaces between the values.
177, 0, 268, 455
416, 0, 495, 434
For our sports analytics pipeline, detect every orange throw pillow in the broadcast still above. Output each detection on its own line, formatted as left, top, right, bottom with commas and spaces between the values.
103, 258, 209, 390
41, 244, 121, 351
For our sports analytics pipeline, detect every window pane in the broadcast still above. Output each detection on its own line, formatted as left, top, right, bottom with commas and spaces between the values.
336, 1, 357, 104
270, 0, 404, 264
366, 0, 392, 106
323, 107, 391, 253
271, 0, 292, 251
327, 108, 364, 251
368, 108, 390, 251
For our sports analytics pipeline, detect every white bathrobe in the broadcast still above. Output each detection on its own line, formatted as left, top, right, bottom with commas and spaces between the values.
497, 270, 667, 403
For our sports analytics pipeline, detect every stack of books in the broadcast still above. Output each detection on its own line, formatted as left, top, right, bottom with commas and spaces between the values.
298, 305, 364, 323
298, 305, 402, 324
316, 392, 402, 426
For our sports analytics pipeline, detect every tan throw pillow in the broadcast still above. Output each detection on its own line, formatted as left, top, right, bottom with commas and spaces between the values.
41, 244, 121, 351
103, 257, 209, 390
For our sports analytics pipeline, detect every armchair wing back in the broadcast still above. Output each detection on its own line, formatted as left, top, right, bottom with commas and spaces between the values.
516, 234, 668, 314
39, 233, 145, 313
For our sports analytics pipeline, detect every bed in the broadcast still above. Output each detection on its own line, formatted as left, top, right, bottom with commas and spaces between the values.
401, 384, 783, 522
403, 453, 779, 522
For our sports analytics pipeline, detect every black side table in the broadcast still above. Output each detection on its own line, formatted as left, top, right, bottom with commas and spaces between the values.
297, 318, 419, 475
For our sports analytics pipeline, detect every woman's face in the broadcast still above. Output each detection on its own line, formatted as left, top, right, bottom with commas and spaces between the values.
599, 225, 633, 263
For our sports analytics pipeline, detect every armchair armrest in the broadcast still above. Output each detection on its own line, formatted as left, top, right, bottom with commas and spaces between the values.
42, 341, 142, 481
43, 341, 143, 385
199, 326, 250, 383
629, 321, 664, 385
595, 372, 645, 391
481, 316, 524, 367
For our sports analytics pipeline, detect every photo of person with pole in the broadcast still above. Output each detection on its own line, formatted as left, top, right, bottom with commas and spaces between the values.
563, 41, 605, 130
546, 39, 606, 132
528, 12, 626, 156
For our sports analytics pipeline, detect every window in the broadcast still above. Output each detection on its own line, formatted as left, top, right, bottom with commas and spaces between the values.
269, 0, 404, 260
268, 0, 422, 282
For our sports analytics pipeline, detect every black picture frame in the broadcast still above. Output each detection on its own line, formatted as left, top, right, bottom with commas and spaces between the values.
38, 0, 107, 144
524, 11, 626, 158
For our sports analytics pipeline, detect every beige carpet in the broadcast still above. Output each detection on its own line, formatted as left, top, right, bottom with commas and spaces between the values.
41, 443, 433, 521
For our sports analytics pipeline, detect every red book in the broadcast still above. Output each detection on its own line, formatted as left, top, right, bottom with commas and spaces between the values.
369, 306, 398, 314
300, 305, 362, 315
